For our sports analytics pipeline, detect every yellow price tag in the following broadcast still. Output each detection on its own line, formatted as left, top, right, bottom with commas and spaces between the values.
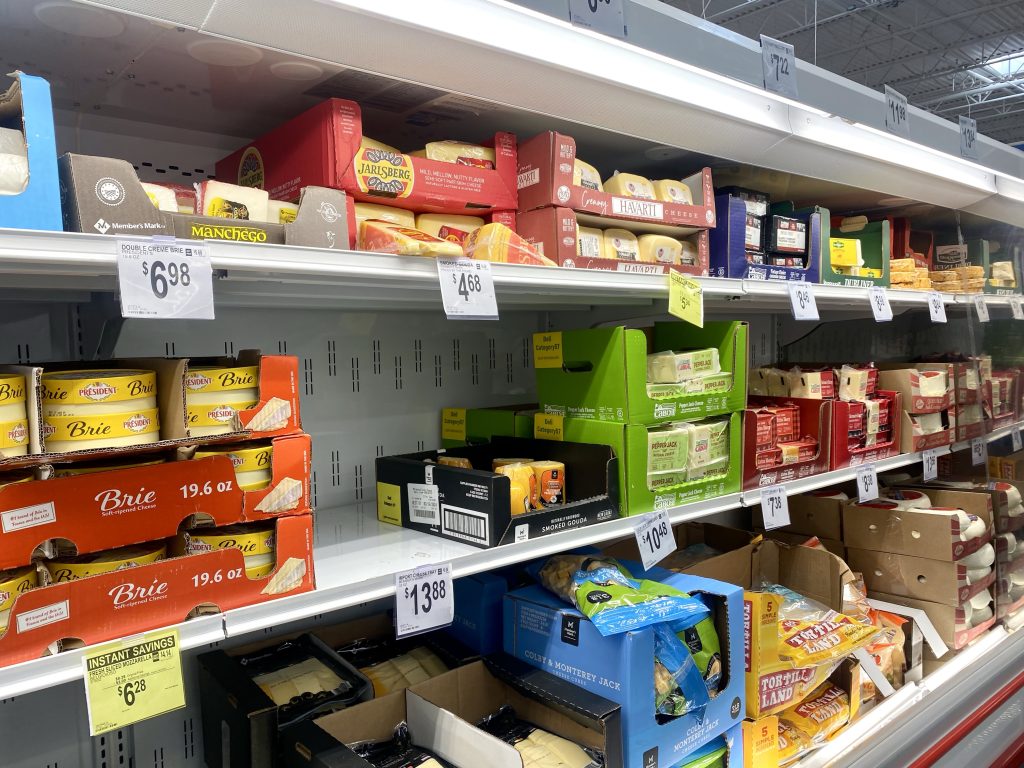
83, 628, 186, 736
441, 408, 467, 442
668, 272, 704, 328
532, 332, 563, 368
534, 413, 564, 441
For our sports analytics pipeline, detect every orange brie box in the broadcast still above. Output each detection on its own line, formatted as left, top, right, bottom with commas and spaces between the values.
0, 514, 314, 669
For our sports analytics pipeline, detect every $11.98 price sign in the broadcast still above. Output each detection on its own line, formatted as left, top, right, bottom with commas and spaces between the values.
437, 258, 499, 320
634, 509, 676, 570
395, 562, 454, 638
116, 238, 214, 319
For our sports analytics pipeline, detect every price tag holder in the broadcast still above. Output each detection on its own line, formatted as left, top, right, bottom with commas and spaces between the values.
1012, 428, 1022, 453
668, 272, 704, 328
82, 628, 185, 736
760, 35, 798, 99
1011, 298, 1024, 321
634, 509, 676, 570
395, 562, 454, 638
959, 115, 979, 161
973, 294, 990, 323
884, 85, 909, 137
868, 286, 893, 322
437, 258, 498, 320
971, 437, 988, 467
568, 0, 626, 39
116, 238, 214, 319
788, 282, 819, 321
922, 448, 939, 482
857, 465, 879, 503
760, 485, 791, 531
928, 292, 948, 324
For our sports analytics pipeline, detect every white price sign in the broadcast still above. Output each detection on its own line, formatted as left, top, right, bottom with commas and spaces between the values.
395, 562, 454, 638
868, 286, 893, 322
922, 448, 939, 482
973, 294, 990, 323
959, 115, 978, 160
760, 35, 798, 99
789, 282, 819, 321
568, 0, 626, 39
857, 464, 879, 503
760, 485, 791, 531
437, 259, 498, 320
1012, 428, 1022, 453
634, 510, 676, 570
116, 239, 214, 319
1011, 297, 1024, 320
928, 292, 948, 323
971, 438, 988, 467
884, 85, 909, 137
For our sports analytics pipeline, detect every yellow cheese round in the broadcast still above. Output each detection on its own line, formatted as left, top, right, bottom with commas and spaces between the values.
572, 159, 604, 192
604, 172, 655, 200
0, 419, 29, 455
0, 566, 37, 613
41, 369, 157, 406
653, 179, 694, 205
43, 408, 160, 453
245, 552, 276, 579
184, 523, 276, 556
187, 402, 256, 436
194, 443, 273, 490
638, 234, 682, 265
0, 374, 26, 423
603, 229, 639, 261
184, 366, 259, 396
46, 542, 166, 582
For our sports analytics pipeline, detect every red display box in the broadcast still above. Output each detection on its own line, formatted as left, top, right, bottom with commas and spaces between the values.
743, 397, 832, 490
830, 391, 902, 469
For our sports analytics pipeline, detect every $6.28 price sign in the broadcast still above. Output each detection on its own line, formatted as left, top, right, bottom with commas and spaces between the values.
395, 562, 454, 638
116, 238, 214, 320
634, 509, 676, 570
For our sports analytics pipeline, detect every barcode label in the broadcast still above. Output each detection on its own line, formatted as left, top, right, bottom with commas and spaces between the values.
407, 483, 439, 525
442, 504, 489, 545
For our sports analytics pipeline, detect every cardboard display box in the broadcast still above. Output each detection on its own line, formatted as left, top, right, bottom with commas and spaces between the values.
0, 73, 62, 232
742, 397, 832, 491
755, 487, 850, 541
877, 368, 951, 414
758, 530, 845, 559
375, 436, 619, 549
829, 392, 903, 470
0, 513, 314, 670
216, 98, 517, 215
440, 403, 537, 448
560, 412, 742, 516
517, 205, 711, 276
534, 321, 748, 426
603, 520, 757, 566
504, 569, 744, 768
888, 216, 933, 267
676, 723, 741, 768
869, 590, 995, 651
825, 219, 891, 288
846, 548, 994, 607
516, 130, 716, 229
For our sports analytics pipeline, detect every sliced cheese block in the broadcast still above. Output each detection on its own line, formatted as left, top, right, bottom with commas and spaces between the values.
196, 180, 269, 222
353, 202, 416, 230
415, 213, 485, 245
573, 158, 603, 191
361, 136, 401, 154
261, 556, 307, 594
359, 220, 464, 258
141, 182, 179, 212
604, 172, 656, 200
414, 140, 495, 168
576, 225, 604, 259
652, 179, 693, 205
638, 234, 682, 265
603, 228, 639, 261
255, 477, 304, 513
267, 200, 299, 224
247, 397, 293, 432
463, 222, 557, 266
0, 127, 28, 196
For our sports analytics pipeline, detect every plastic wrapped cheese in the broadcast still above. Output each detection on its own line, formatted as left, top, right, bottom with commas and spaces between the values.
353, 202, 416, 229
0, 127, 28, 196
413, 140, 495, 169
576, 225, 604, 259
360, 136, 400, 154
652, 179, 694, 205
603, 228, 639, 260
415, 214, 484, 245
267, 200, 299, 224
961, 542, 995, 569
141, 182, 179, 212
647, 348, 721, 383
638, 234, 682, 264
604, 172, 655, 199
573, 158, 603, 191
195, 180, 269, 222
648, 423, 691, 473
463, 222, 557, 266
359, 220, 464, 258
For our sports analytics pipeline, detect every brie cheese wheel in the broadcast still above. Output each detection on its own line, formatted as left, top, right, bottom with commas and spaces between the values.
46, 542, 166, 582
187, 402, 255, 436
195, 443, 274, 491
185, 365, 258, 395
184, 523, 275, 556
245, 553, 276, 578
0, 419, 29, 456
0, 566, 36, 629
43, 408, 160, 453
41, 369, 157, 410
0, 374, 26, 423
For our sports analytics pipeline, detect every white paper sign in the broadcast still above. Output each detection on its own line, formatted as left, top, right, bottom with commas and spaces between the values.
1011, 297, 1024, 320
568, 0, 626, 39
922, 448, 939, 482
868, 286, 893, 322
395, 562, 454, 638
1012, 428, 1022, 453
928, 292, 948, 323
760, 35, 798, 99
760, 485, 791, 530
437, 259, 498, 320
971, 438, 988, 467
116, 239, 214, 319
973, 294, 990, 323
857, 465, 879, 503
959, 115, 979, 160
789, 282, 819, 321
634, 510, 675, 570
884, 85, 909, 137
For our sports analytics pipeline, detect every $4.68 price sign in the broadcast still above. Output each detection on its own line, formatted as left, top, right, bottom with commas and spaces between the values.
395, 562, 454, 638
116, 238, 214, 319
437, 258, 498, 320
760, 485, 791, 530
634, 509, 676, 570
82, 628, 185, 736
760, 35, 798, 99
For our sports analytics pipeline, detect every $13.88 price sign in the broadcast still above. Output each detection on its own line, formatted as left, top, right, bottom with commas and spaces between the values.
116, 239, 214, 319
82, 628, 185, 736
437, 258, 498, 320
395, 562, 454, 638
634, 509, 676, 570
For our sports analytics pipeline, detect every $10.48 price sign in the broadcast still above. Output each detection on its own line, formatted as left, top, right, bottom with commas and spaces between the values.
634, 509, 676, 570
116, 239, 214, 319
395, 562, 454, 638
437, 258, 498, 320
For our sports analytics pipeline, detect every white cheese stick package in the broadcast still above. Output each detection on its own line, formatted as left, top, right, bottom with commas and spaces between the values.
195, 180, 270, 222
0, 127, 28, 196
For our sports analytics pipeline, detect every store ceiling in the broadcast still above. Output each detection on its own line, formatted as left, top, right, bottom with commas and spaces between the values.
664, 0, 1024, 147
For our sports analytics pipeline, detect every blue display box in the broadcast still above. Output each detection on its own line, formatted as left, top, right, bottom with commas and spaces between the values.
0, 72, 62, 232
447, 569, 509, 655
504, 567, 744, 768
674, 723, 742, 768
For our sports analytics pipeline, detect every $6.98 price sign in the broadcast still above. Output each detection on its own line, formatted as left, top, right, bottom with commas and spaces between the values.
634, 509, 676, 570
395, 562, 454, 638
116, 238, 214, 320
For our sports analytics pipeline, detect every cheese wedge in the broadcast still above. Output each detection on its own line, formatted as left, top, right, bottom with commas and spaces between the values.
255, 477, 304, 513
361, 136, 400, 154
604, 172, 656, 200
360, 220, 464, 257
890, 257, 916, 274
463, 222, 557, 266
247, 397, 293, 432
354, 203, 416, 230
638, 234, 682, 265
413, 140, 495, 169
652, 179, 693, 205
195, 180, 269, 222
603, 228, 639, 260
141, 182, 179, 212
267, 200, 299, 224
572, 158, 603, 191
415, 214, 485, 245
576, 225, 604, 259
260, 556, 308, 594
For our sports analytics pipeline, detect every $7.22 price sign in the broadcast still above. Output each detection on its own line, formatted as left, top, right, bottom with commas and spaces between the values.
634, 509, 676, 570
395, 562, 454, 638
116, 238, 214, 319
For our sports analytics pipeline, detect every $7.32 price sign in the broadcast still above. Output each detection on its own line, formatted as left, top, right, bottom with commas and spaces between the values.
634, 509, 676, 570
116, 238, 214, 320
437, 258, 499, 320
395, 562, 454, 638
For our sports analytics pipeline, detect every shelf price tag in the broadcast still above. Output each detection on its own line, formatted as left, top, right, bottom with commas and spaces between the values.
116, 238, 214, 319
568, 0, 626, 40
760, 485, 791, 531
857, 464, 879, 503
1011, 298, 1024, 320
789, 282, 819, 321
973, 295, 990, 323
868, 286, 893, 322
760, 35, 798, 99
884, 85, 909, 137
971, 438, 988, 467
437, 259, 498, 320
634, 509, 676, 570
82, 628, 185, 736
959, 115, 979, 160
1012, 428, 1022, 453
922, 448, 939, 482
928, 292, 948, 323
395, 562, 454, 638
668, 272, 704, 328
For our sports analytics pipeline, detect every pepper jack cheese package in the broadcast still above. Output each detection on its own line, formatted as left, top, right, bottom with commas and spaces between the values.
647, 348, 721, 383
195, 180, 270, 222
604, 172, 656, 200
415, 213, 485, 245
360, 220, 465, 258
463, 222, 557, 266
45, 541, 167, 582
603, 228, 639, 261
